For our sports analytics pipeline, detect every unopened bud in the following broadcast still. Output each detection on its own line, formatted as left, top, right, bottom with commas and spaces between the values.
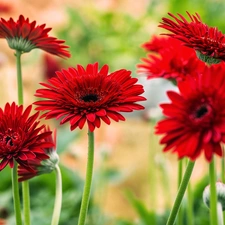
203, 182, 225, 210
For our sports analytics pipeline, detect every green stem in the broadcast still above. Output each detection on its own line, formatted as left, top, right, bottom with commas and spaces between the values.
218, 203, 224, 225
166, 160, 195, 225
11, 161, 23, 225
221, 146, 225, 183
78, 130, 95, 225
220, 146, 225, 223
16, 50, 23, 105
16, 50, 30, 225
178, 159, 183, 187
209, 158, 218, 225
177, 159, 183, 225
22, 181, 30, 225
187, 181, 194, 225
51, 164, 62, 225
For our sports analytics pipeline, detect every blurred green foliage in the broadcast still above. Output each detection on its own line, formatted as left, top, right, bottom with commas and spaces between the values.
58, 7, 153, 73
168, 0, 225, 31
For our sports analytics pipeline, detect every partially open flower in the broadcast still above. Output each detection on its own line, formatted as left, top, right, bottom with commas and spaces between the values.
18, 127, 58, 182
159, 12, 225, 64
0, 15, 70, 57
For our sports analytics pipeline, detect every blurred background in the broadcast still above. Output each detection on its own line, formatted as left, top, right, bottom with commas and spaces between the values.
0, 0, 225, 224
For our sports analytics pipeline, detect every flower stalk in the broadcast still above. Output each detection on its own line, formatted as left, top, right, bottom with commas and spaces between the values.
16, 50, 23, 105
166, 160, 195, 225
187, 181, 194, 225
12, 161, 23, 225
78, 130, 95, 225
222, 146, 225, 183
218, 203, 224, 225
177, 159, 184, 225
209, 158, 218, 225
51, 164, 62, 225
16, 49, 30, 225
22, 181, 30, 225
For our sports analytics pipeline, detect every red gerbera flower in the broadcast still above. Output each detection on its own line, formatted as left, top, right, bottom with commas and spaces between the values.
137, 36, 205, 82
34, 62, 146, 132
0, 15, 70, 57
0, 102, 53, 171
18, 127, 58, 182
159, 11, 225, 64
155, 63, 225, 161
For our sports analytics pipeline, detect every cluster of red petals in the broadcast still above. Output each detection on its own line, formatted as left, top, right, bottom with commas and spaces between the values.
0, 15, 70, 57
155, 63, 225, 161
34, 62, 146, 132
18, 160, 40, 182
159, 12, 225, 61
40, 126, 56, 155
137, 36, 205, 81
0, 102, 54, 171
18, 127, 57, 182
141, 35, 170, 53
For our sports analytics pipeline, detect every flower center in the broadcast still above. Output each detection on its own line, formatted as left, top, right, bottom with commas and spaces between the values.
0, 128, 21, 151
195, 105, 208, 118
5, 136, 14, 146
82, 94, 99, 102
189, 102, 213, 127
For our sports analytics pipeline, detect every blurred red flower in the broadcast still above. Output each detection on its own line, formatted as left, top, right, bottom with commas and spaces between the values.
0, 102, 53, 171
18, 127, 58, 182
43, 54, 62, 80
35, 62, 146, 132
159, 12, 225, 64
137, 36, 205, 82
141, 35, 172, 53
0, 2, 12, 13
0, 15, 70, 57
155, 63, 225, 161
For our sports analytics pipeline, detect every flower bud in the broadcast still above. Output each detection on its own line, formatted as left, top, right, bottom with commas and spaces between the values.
203, 182, 225, 210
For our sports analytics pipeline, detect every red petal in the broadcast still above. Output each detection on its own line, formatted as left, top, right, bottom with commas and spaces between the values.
87, 121, 95, 132
0, 158, 9, 170
18, 153, 28, 160
96, 109, 106, 116
101, 116, 111, 125
86, 113, 96, 122
78, 117, 86, 129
